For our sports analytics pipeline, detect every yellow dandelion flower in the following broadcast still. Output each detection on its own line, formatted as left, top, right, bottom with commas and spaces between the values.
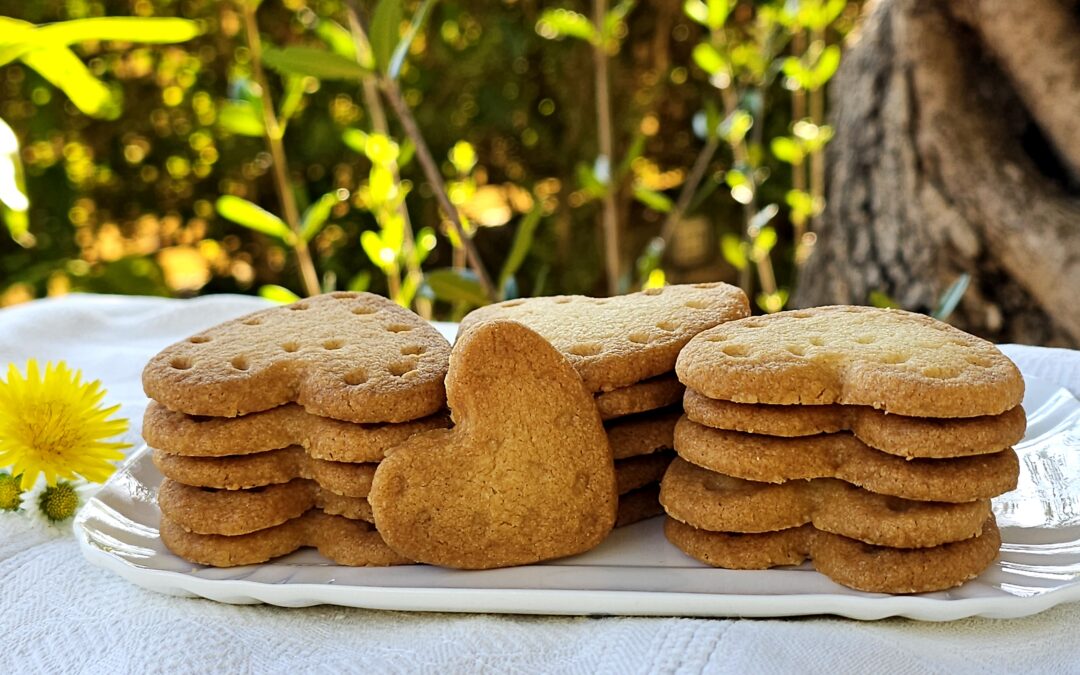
0, 360, 131, 490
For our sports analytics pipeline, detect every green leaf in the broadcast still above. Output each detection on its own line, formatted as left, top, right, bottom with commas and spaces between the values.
721, 234, 747, 271
216, 196, 293, 242
370, 0, 404, 73
409, 225, 436, 266
575, 162, 606, 198
782, 55, 810, 89
751, 225, 777, 260
259, 284, 301, 304
21, 47, 113, 117
683, 0, 709, 25
633, 187, 673, 213
361, 229, 394, 270
388, 0, 435, 80
301, 191, 344, 242
0, 18, 36, 67
34, 17, 201, 45
756, 289, 788, 313
449, 141, 477, 175
398, 139, 416, 167
770, 136, 804, 165
720, 110, 753, 144
348, 270, 372, 293
869, 290, 899, 309
706, 0, 730, 29
603, 0, 637, 42
262, 46, 369, 81
342, 128, 368, 154
785, 189, 816, 219
724, 169, 747, 188
315, 19, 356, 59
364, 133, 399, 165
278, 75, 306, 123
498, 203, 543, 297
933, 274, 970, 321
691, 43, 725, 76
426, 268, 488, 307
218, 101, 264, 136
536, 9, 597, 43
810, 44, 841, 89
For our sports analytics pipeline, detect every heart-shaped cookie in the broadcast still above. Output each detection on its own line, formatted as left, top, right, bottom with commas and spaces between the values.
459, 283, 749, 391
676, 306, 1024, 417
142, 292, 450, 423
369, 320, 618, 569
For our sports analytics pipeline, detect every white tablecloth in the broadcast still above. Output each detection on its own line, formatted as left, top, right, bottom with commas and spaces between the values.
2, 294, 1079, 674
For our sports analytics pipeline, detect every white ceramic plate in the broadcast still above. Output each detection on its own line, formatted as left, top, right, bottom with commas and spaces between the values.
75, 372, 1080, 621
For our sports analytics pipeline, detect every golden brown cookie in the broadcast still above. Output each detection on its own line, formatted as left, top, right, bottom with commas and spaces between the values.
607, 409, 679, 460
616, 484, 663, 528
159, 510, 410, 568
596, 374, 684, 420
660, 458, 990, 548
616, 451, 674, 495
664, 516, 1001, 594
143, 292, 451, 423
674, 417, 1019, 502
683, 389, 1026, 459
369, 320, 618, 570
152, 447, 376, 497
157, 479, 371, 536
460, 283, 749, 392
144, 401, 449, 461
676, 306, 1024, 418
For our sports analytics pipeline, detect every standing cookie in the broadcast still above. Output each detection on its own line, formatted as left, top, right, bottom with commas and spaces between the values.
369, 320, 618, 569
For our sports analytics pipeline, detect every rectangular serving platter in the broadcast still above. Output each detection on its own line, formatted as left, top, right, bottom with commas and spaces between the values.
75, 371, 1080, 621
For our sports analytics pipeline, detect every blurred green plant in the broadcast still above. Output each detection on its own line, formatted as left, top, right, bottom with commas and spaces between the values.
536, 0, 638, 294
680, 0, 846, 312
0, 15, 200, 244
0, 0, 870, 317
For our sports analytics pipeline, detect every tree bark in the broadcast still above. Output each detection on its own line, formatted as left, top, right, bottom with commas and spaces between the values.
796, 0, 1080, 347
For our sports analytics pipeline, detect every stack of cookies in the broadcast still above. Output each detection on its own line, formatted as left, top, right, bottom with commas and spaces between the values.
142, 292, 451, 567
460, 283, 749, 528
662, 306, 1026, 593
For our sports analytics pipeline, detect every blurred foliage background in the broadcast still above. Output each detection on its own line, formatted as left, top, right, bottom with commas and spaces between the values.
0, 0, 861, 318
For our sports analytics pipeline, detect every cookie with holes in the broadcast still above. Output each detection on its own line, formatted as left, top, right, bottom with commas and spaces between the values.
160, 509, 410, 568
370, 320, 618, 569
660, 457, 992, 548
152, 447, 378, 496
663, 517, 1001, 594
143, 292, 451, 423
611, 452, 673, 528
144, 401, 449, 461
676, 306, 1024, 418
682, 389, 1026, 459
596, 374, 684, 420
157, 478, 374, 536
459, 283, 749, 393
673, 417, 1019, 502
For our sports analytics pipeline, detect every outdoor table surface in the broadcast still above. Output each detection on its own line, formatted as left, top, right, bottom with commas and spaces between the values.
2, 293, 1079, 674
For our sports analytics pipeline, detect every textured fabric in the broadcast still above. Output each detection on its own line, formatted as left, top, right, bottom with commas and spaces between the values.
1, 294, 1078, 674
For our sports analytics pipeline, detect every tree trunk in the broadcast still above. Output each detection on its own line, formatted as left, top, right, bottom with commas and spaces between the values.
795, 0, 1080, 348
